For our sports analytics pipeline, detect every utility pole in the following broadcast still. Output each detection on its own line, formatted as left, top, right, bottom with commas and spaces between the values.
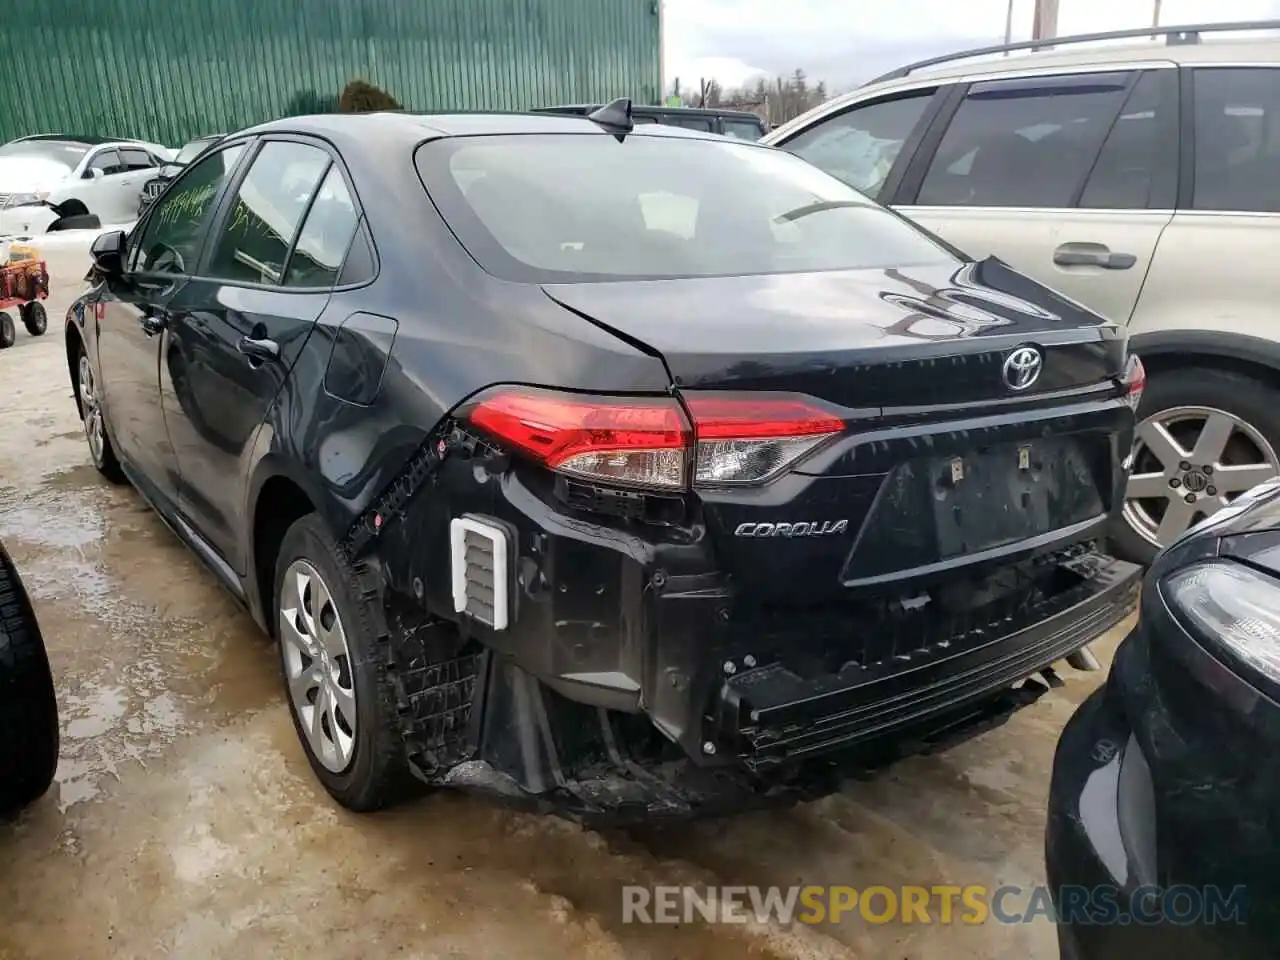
1004, 0, 1015, 46
1032, 0, 1060, 42
1153, 0, 1162, 28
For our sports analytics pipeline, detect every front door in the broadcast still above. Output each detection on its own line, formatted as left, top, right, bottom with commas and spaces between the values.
893, 68, 1179, 325
163, 139, 356, 572
93, 272, 181, 502
94, 142, 248, 504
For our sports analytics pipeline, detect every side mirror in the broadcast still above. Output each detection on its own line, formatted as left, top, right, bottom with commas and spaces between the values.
90, 167, 105, 180
89, 230, 127, 276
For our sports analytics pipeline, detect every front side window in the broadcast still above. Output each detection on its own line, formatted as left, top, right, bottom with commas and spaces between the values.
417, 133, 956, 283
916, 73, 1133, 207
206, 140, 331, 285
132, 144, 245, 275
88, 149, 125, 177
782, 92, 934, 199
1192, 68, 1280, 213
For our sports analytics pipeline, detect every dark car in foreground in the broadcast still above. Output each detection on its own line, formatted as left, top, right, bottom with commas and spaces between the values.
67, 102, 1142, 819
136, 133, 224, 215
0, 538, 59, 817
1047, 476, 1280, 958
536, 103, 767, 139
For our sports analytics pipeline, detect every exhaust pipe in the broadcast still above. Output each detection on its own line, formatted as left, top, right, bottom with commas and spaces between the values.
1066, 646, 1101, 672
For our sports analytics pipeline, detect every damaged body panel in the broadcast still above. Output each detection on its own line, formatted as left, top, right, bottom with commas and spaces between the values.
68, 111, 1142, 819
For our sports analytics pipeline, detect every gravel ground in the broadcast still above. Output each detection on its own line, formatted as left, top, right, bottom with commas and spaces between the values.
0, 240, 1132, 959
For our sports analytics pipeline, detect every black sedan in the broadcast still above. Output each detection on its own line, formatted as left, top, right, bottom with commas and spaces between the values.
68, 102, 1143, 819
1047, 476, 1280, 957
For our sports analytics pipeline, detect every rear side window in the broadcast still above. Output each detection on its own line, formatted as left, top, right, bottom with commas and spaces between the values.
120, 147, 158, 171
916, 73, 1133, 207
205, 140, 330, 285
721, 118, 765, 141
283, 166, 360, 288
782, 92, 934, 199
417, 133, 956, 283
1192, 68, 1280, 213
662, 115, 714, 132
1078, 70, 1177, 210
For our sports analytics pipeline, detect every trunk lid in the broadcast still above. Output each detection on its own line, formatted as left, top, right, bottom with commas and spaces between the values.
545, 258, 1134, 602
542, 257, 1125, 410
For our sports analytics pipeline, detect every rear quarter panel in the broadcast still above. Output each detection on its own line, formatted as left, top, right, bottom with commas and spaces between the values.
1129, 212, 1280, 341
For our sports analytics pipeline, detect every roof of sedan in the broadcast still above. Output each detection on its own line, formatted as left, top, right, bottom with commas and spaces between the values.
239, 110, 725, 145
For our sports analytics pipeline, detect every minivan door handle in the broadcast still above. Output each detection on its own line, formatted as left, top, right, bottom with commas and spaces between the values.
1053, 243, 1137, 270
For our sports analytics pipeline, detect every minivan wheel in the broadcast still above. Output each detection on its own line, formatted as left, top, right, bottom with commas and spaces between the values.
273, 514, 413, 811
1112, 367, 1280, 564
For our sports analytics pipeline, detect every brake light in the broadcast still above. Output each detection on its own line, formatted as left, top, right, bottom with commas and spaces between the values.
1122, 355, 1146, 412
465, 388, 844, 490
684, 396, 844, 485
466, 387, 690, 489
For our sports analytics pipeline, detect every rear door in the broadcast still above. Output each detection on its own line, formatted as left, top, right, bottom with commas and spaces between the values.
891, 67, 1179, 324
162, 138, 357, 572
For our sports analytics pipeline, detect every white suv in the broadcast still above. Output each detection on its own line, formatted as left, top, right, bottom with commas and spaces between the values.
766, 20, 1280, 564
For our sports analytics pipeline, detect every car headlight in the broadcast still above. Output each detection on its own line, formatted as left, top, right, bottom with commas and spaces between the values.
1163, 561, 1280, 683
2, 191, 48, 208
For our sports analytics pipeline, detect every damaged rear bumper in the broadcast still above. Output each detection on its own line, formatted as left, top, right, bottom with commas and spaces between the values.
377, 458, 1140, 820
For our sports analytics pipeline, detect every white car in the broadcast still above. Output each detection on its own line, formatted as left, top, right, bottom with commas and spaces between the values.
0, 135, 172, 235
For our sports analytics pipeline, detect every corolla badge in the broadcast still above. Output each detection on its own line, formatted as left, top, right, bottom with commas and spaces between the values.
1002, 345, 1043, 391
734, 520, 849, 538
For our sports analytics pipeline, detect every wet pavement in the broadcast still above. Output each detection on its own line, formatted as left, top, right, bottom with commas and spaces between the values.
0, 248, 1132, 959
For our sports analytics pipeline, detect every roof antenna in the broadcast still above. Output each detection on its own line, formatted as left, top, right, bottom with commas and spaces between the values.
586, 97, 634, 141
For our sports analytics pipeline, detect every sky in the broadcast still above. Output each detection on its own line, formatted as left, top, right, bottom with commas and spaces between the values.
662, 0, 1280, 93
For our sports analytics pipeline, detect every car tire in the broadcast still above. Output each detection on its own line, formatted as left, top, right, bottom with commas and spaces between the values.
0, 312, 15, 349
20, 302, 47, 337
273, 513, 415, 812
1111, 366, 1280, 565
0, 545, 60, 818
74, 341, 127, 485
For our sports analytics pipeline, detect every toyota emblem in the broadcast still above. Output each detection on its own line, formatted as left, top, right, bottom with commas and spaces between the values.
1002, 345, 1043, 391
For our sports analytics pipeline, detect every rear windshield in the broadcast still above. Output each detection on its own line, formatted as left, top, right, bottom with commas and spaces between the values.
415, 133, 956, 282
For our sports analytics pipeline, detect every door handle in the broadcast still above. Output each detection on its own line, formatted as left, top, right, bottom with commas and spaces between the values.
1053, 243, 1137, 270
237, 336, 280, 362
140, 313, 166, 336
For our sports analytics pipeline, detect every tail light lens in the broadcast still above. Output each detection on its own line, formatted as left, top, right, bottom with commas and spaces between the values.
466, 388, 690, 489
465, 388, 844, 490
685, 396, 844, 485
1122, 354, 1146, 412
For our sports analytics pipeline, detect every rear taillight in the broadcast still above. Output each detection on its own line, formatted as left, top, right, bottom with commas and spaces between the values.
684, 395, 844, 485
464, 388, 844, 490
1122, 355, 1146, 412
466, 387, 690, 489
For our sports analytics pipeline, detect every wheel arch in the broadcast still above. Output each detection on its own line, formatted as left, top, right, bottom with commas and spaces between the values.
65, 320, 85, 417
248, 466, 321, 636
1129, 330, 1280, 390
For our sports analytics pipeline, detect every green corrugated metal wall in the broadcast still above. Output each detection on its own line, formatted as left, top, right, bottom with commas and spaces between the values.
0, 0, 660, 146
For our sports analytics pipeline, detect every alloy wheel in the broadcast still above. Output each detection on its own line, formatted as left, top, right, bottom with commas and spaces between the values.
78, 354, 105, 465
279, 559, 357, 773
1123, 405, 1280, 547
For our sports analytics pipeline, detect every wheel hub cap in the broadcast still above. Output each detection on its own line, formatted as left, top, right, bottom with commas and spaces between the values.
1123, 405, 1280, 548
279, 559, 357, 773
